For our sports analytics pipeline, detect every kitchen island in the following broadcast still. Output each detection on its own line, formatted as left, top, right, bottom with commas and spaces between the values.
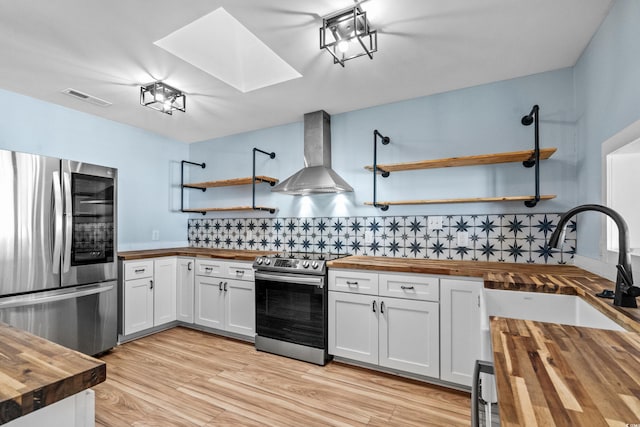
0, 322, 106, 426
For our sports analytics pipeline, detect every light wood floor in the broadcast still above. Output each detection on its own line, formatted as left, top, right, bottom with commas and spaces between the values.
94, 327, 471, 426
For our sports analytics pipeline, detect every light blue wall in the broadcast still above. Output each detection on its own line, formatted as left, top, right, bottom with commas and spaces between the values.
0, 88, 189, 250
189, 68, 577, 218
573, 0, 640, 258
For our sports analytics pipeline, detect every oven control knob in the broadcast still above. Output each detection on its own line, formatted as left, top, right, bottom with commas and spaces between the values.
256, 257, 263, 265
264, 258, 271, 265
311, 261, 319, 269
302, 260, 310, 269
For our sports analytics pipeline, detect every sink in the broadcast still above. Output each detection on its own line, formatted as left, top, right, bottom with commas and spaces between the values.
481, 289, 625, 331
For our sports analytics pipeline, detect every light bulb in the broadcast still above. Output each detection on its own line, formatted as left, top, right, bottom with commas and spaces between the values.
337, 39, 349, 54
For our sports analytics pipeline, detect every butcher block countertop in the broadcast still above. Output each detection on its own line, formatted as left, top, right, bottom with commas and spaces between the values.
0, 323, 106, 424
118, 247, 276, 261
491, 317, 640, 426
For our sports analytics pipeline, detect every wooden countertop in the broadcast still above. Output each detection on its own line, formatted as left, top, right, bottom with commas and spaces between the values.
326, 256, 589, 277
0, 323, 106, 424
118, 247, 276, 261
491, 317, 640, 426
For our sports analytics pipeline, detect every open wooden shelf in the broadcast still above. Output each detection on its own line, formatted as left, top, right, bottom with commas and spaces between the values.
183, 176, 278, 189
182, 206, 277, 213
180, 149, 278, 215
365, 194, 556, 207
365, 148, 557, 174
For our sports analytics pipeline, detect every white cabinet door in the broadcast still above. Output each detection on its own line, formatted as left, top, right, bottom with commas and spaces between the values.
123, 277, 154, 335
379, 298, 440, 377
440, 278, 482, 386
153, 258, 177, 326
176, 258, 195, 323
195, 276, 225, 329
225, 278, 254, 337
328, 291, 378, 364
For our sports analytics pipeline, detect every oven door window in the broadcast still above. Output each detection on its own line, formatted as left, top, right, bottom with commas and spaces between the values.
256, 279, 325, 349
71, 173, 115, 266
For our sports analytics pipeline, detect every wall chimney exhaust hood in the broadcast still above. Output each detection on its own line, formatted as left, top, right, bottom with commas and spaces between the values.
271, 110, 354, 195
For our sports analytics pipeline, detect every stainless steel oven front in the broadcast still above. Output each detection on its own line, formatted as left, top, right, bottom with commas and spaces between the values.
254, 270, 331, 365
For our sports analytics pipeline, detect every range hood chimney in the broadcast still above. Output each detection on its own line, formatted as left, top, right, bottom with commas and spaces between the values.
271, 110, 354, 195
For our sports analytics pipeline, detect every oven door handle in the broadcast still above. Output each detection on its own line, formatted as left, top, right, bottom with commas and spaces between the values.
255, 272, 324, 287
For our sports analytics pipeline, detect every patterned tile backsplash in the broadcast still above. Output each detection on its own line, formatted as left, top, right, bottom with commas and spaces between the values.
188, 213, 577, 264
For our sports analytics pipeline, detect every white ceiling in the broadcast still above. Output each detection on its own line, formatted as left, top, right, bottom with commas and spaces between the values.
0, 0, 613, 143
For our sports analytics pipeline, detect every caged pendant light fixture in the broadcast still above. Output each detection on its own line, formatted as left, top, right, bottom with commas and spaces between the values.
320, 5, 377, 67
140, 81, 186, 115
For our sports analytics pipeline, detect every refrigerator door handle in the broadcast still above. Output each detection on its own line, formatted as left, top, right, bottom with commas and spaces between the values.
0, 283, 114, 309
52, 171, 63, 273
62, 171, 72, 273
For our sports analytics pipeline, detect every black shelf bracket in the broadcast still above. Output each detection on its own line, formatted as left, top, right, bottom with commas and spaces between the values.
181, 160, 206, 214
372, 129, 391, 211
252, 148, 276, 213
521, 104, 541, 208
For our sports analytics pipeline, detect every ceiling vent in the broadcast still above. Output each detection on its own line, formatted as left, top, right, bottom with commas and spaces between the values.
61, 88, 112, 107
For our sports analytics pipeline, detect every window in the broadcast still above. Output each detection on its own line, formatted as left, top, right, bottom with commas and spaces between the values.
605, 136, 640, 255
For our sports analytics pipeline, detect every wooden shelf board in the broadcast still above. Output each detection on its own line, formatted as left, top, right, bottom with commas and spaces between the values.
364, 148, 557, 173
182, 206, 277, 213
365, 195, 556, 206
183, 206, 275, 212
184, 176, 278, 189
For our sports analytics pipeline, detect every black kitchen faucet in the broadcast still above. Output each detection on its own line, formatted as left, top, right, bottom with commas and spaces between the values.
549, 204, 640, 308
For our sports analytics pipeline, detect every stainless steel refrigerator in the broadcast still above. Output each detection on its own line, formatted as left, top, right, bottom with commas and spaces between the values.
0, 149, 118, 355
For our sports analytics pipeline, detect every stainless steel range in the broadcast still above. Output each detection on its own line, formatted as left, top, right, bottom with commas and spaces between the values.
253, 252, 345, 365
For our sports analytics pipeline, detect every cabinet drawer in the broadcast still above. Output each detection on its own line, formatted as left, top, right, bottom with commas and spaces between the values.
379, 273, 439, 301
196, 259, 226, 277
224, 261, 254, 281
329, 269, 379, 295
124, 260, 154, 280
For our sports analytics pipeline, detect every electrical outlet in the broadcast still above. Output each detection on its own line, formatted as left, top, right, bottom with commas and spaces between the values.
152, 230, 160, 241
427, 216, 443, 230
457, 231, 469, 247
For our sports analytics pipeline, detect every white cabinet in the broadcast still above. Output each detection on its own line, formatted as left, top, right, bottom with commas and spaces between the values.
194, 259, 255, 338
225, 278, 255, 336
329, 269, 378, 294
440, 278, 482, 387
195, 276, 226, 329
122, 258, 176, 336
122, 260, 154, 335
153, 257, 177, 325
329, 292, 378, 364
379, 297, 439, 377
329, 270, 440, 378
123, 276, 154, 335
176, 257, 195, 323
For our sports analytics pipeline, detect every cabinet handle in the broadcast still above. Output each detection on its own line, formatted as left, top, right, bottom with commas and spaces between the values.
235, 270, 244, 275
205, 267, 213, 272
477, 295, 480, 308
372, 300, 377, 313
381, 301, 385, 314
149, 279, 153, 290
346, 281, 358, 286
135, 268, 145, 273
401, 285, 415, 290
187, 262, 192, 271
218, 281, 223, 291
224, 282, 228, 292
